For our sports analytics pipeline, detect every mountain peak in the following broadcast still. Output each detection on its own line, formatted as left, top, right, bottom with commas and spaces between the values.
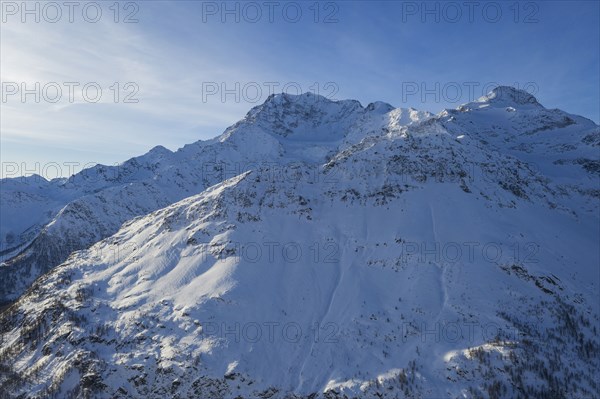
477, 85, 541, 107
239, 92, 365, 139
264, 91, 328, 104
366, 101, 395, 114
258, 91, 364, 110
148, 145, 171, 155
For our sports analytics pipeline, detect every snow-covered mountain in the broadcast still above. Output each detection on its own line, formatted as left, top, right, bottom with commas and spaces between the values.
0, 87, 598, 398
0, 93, 432, 305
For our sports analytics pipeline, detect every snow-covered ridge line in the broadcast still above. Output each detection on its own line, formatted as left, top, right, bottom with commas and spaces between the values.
0, 86, 599, 398
0, 132, 598, 397
0, 86, 598, 306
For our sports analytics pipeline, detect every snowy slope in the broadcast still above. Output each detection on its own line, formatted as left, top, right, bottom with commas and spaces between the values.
437, 86, 599, 213
0, 93, 432, 304
0, 87, 598, 398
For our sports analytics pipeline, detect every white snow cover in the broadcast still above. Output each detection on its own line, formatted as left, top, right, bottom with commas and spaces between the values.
0, 87, 598, 398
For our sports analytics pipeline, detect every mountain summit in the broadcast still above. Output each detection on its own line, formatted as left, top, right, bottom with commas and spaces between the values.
477, 85, 541, 106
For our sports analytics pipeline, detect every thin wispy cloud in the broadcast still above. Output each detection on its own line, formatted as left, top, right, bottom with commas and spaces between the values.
1, 1, 598, 176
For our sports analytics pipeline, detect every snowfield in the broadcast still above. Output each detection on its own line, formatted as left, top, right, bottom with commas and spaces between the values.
0, 87, 598, 398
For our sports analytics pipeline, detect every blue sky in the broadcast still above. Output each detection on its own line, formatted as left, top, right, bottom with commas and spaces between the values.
1, 0, 599, 178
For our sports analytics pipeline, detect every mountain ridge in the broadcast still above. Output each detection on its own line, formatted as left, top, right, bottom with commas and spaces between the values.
0, 86, 598, 398
1, 87, 597, 306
